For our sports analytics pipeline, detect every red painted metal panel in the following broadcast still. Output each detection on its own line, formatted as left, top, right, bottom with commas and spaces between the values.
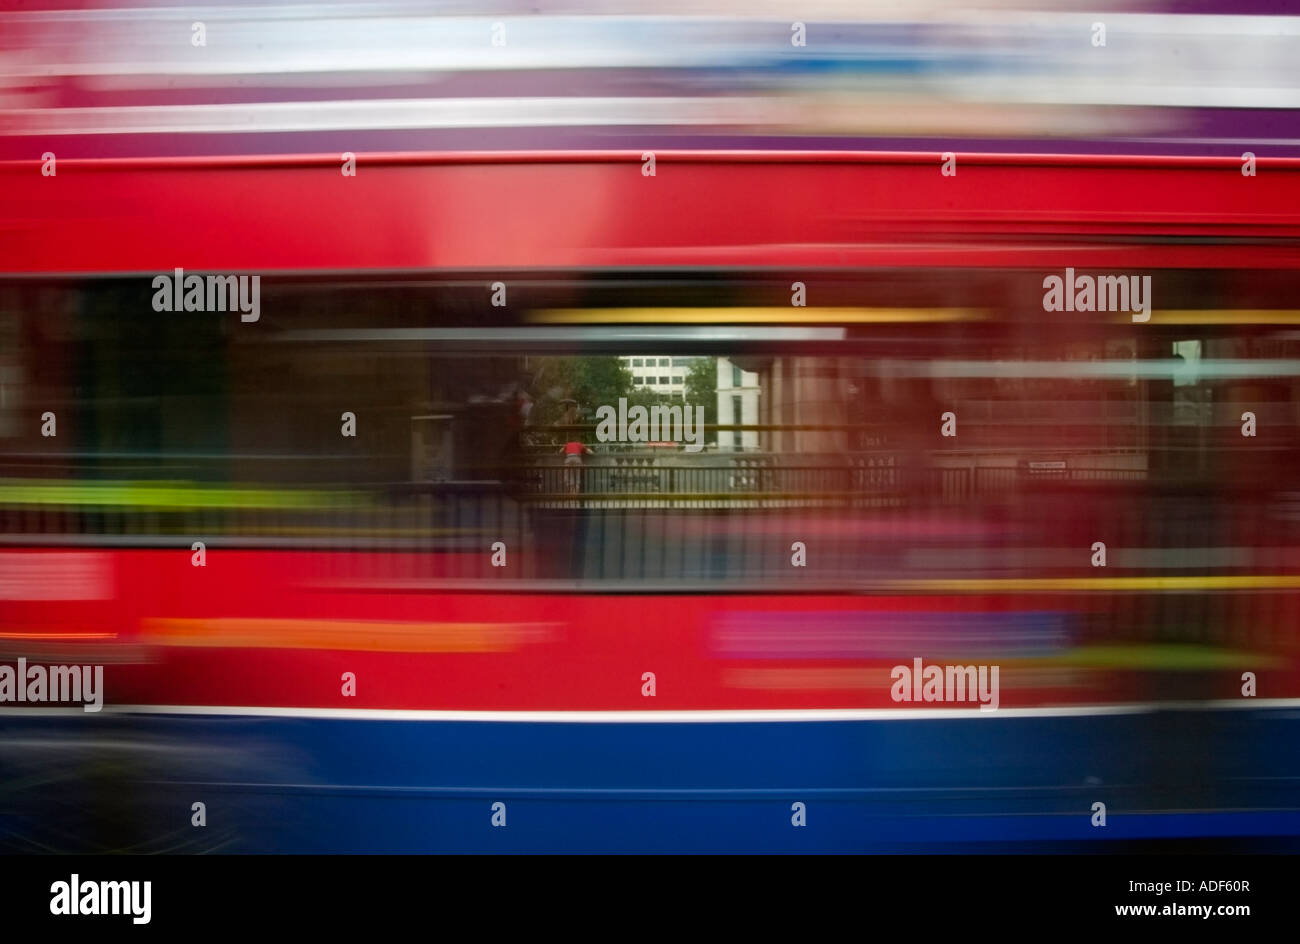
6, 549, 1298, 711
4, 151, 1300, 274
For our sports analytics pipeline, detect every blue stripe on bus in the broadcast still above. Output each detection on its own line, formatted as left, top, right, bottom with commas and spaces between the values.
3, 709, 1298, 852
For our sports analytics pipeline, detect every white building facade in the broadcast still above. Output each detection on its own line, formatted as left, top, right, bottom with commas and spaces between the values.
621, 355, 694, 397
717, 357, 761, 452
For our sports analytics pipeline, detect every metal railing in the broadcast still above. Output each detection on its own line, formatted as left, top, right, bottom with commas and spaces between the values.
0, 454, 1165, 547
512, 457, 1143, 508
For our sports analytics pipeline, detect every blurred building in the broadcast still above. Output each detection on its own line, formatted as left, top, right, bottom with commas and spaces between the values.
717, 357, 761, 452
621, 355, 694, 398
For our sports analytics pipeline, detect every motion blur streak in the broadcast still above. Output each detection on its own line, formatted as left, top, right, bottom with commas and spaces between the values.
3, 3, 1300, 156
2, 1, 1299, 853
140, 618, 556, 652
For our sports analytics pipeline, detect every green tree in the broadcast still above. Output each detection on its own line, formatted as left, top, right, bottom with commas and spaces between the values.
684, 356, 718, 446
528, 356, 633, 435
624, 386, 675, 411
